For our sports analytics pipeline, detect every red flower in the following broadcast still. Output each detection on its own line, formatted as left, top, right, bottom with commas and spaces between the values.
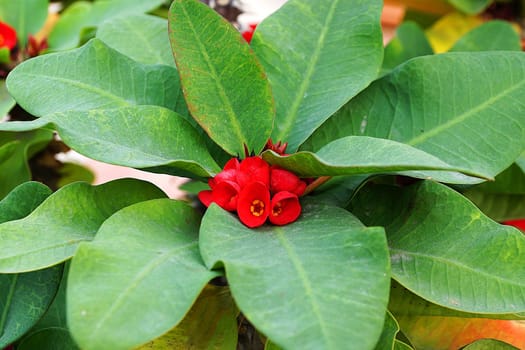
237, 156, 270, 188
269, 191, 301, 226
270, 166, 306, 196
241, 23, 257, 43
503, 219, 525, 231
0, 21, 17, 50
237, 181, 270, 228
265, 139, 288, 155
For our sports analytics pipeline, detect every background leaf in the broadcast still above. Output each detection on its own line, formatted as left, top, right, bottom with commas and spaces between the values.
200, 202, 390, 350
446, 0, 492, 14
374, 311, 400, 350
168, 0, 274, 156
0, 81, 15, 118
0, 179, 166, 273
303, 52, 525, 180
251, 0, 383, 151
96, 14, 174, 66
450, 20, 522, 52
0, 0, 48, 48
462, 339, 520, 350
0, 181, 51, 222
68, 199, 218, 350
350, 181, 525, 314
6, 39, 181, 117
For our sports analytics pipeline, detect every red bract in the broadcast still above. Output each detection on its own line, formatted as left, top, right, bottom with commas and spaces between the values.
0, 21, 17, 50
270, 191, 301, 226
237, 181, 270, 228
503, 219, 525, 231
270, 166, 306, 196
241, 23, 257, 43
237, 156, 270, 188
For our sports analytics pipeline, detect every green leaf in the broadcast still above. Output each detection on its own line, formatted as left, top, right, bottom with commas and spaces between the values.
0, 81, 15, 118
382, 21, 433, 76
137, 285, 238, 350
57, 163, 95, 188
463, 162, 525, 221
6, 39, 181, 117
374, 311, 400, 350
0, 181, 51, 222
0, 0, 48, 48
168, 0, 274, 156
394, 340, 414, 350
251, 0, 383, 151
200, 202, 390, 350
446, 0, 492, 14
0, 266, 63, 347
462, 339, 520, 350
450, 20, 522, 52
263, 136, 485, 184
0, 106, 221, 178
304, 52, 525, 180
97, 14, 174, 66
16, 328, 79, 350
0, 178, 166, 273
68, 199, 218, 350
350, 181, 525, 313
48, 0, 165, 51
0, 129, 53, 199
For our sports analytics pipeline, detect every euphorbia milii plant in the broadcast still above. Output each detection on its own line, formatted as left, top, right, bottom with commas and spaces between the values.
1, 0, 525, 349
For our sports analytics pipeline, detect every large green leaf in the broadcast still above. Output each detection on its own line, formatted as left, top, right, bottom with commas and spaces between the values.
251, 0, 383, 151
48, 0, 165, 51
0, 0, 48, 48
168, 0, 274, 156
450, 20, 522, 52
68, 199, 218, 350
0, 106, 221, 178
0, 129, 53, 199
200, 202, 390, 350
263, 136, 485, 184
350, 181, 525, 313
0, 179, 166, 273
304, 52, 525, 180
97, 14, 174, 66
6, 39, 181, 117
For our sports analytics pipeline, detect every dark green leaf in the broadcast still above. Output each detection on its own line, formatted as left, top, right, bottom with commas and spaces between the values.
168, 0, 274, 156
68, 199, 217, 350
0, 81, 15, 118
97, 14, 174, 66
263, 136, 485, 184
394, 340, 414, 350
450, 20, 521, 52
200, 202, 390, 349
374, 311, 400, 350
0, 179, 166, 273
461, 339, 520, 350
252, 0, 383, 151
0, 181, 51, 223
6, 39, 181, 117
0, 0, 48, 48
304, 52, 525, 180
17, 328, 79, 350
350, 181, 525, 313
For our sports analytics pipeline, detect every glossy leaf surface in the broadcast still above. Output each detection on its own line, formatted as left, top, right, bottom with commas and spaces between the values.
200, 202, 390, 349
6, 39, 180, 116
68, 199, 217, 350
351, 181, 525, 313
0, 106, 221, 178
263, 136, 485, 184
304, 52, 525, 180
450, 20, 522, 52
169, 0, 274, 156
0, 179, 166, 273
252, 0, 383, 151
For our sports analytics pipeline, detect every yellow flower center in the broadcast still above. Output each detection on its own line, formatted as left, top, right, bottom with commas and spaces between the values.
250, 199, 265, 217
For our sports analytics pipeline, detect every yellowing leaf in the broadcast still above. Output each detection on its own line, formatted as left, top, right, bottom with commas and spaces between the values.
426, 12, 483, 52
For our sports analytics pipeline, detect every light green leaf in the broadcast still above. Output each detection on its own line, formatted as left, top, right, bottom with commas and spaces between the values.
0, 106, 221, 178
350, 181, 525, 313
48, 0, 165, 51
0, 81, 15, 118
462, 339, 520, 350
251, 0, 383, 151
382, 21, 433, 76
0, 179, 166, 273
68, 199, 218, 350
0, 129, 53, 199
0, 0, 48, 48
446, 0, 492, 14
200, 202, 390, 350
137, 285, 238, 350
263, 136, 485, 184
97, 14, 174, 66
304, 52, 525, 180
450, 20, 521, 52
168, 0, 274, 156
6, 39, 181, 117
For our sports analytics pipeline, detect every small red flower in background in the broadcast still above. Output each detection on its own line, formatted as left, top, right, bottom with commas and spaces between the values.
503, 219, 525, 231
0, 21, 17, 50
199, 145, 306, 228
241, 23, 257, 43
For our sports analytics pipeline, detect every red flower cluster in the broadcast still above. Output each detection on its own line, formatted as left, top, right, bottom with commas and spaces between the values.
199, 156, 306, 228
241, 23, 257, 43
0, 21, 17, 50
